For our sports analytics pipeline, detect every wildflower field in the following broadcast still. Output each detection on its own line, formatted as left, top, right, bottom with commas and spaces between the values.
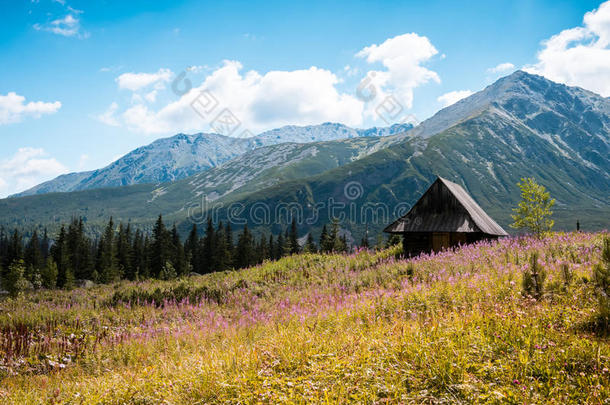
0, 232, 609, 404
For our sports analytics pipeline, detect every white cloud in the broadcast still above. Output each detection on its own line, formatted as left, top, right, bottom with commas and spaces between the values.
526, 1, 610, 96
116, 69, 173, 92
437, 90, 474, 107
100, 33, 441, 135
107, 60, 364, 135
95, 102, 120, 126
0, 92, 61, 125
487, 62, 515, 74
33, 13, 87, 38
0, 148, 68, 197
356, 33, 440, 112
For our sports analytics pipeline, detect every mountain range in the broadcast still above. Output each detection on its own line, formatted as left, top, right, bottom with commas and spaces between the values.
13, 123, 412, 197
1, 71, 608, 238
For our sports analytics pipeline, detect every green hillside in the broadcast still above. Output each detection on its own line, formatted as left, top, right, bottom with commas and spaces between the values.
1, 232, 608, 403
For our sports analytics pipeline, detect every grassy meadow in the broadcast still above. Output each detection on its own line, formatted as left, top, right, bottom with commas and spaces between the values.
0, 232, 609, 403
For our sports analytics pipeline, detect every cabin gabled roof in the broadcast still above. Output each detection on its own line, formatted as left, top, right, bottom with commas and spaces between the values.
384, 176, 508, 236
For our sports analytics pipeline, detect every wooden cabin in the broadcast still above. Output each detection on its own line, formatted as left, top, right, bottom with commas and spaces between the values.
384, 176, 508, 256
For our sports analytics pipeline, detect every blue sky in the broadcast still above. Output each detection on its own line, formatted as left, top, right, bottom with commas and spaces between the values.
1, 0, 609, 197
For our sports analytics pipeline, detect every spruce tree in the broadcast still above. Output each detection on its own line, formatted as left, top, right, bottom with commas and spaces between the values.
215, 222, 231, 271
97, 217, 119, 283
185, 224, 200, 274
319, 225, 330, 253
202, 218, 216, 273
235, 224, 254, 268
51, 226, 70, 288
151, 215, 171, 278
24, 230, 44, 273
41, 258, 58, 289
289, 219, 299, 255
129, 229, 142, 280
276, 233, 285, 259
268, 234, 275, 260
170, 224, 186, 277
304, 232, 317, 253
116, 223, 134, 280
41, 228, 50, 259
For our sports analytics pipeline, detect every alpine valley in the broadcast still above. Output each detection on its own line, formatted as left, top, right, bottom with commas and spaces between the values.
1, 71, 609, 239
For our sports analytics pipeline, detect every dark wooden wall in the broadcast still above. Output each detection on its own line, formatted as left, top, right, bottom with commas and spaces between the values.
402, 232, 498, 257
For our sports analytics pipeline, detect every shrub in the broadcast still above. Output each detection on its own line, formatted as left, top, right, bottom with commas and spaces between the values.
40, 258, 58, 289
522, 251, 546, 299
3, 260, 30, 297
593, 237, 610, 328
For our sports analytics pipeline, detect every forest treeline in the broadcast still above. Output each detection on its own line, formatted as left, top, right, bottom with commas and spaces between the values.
0, 215, 396, 295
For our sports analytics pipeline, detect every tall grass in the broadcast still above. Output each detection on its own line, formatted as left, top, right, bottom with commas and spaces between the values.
0, 232, 608, 403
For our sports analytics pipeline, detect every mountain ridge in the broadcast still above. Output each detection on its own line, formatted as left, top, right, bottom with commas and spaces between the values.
12, 122, 413, 197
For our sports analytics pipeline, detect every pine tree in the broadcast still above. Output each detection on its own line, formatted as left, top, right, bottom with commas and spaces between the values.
130, 229, 146, 280
288, 219, 299, 255
141, 235, 152, 279
97, 217, 120, 283
235, 224, 254, 268
276, 233, 285, 259
51, 226, 70, 288
304, 232, 317, 253
360, 225, 370, 249
116, 223, 134, 280
170, 224, 186, 277
185, 224, 200, 274
7, 229, 24, 268
151, 215, 171, 278
215, 222, 231, 271
202, 218, 216, 273
225, 222, 234, 266
24, 230, 44, 273
41, 228, 50, 259
97, 217, 122, 283
40, 258, 58, 289
268, 234, 275, 260
258, 233, 269, 263
319, 225, 330, 253
67, 218, 93, 280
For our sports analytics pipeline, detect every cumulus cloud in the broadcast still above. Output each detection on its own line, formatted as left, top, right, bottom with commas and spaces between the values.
116, 69, 173, 92
106, 61, 364, 135
95, 102, 120, 126
99, 33, 441, 135
0, 92, 61, 125
437, 90, 474, 107
487, 62, 515, 74
33, 13, 87, 38
0, 148, 68, 197
356, 33, 440, 113
525, 1, 610, 96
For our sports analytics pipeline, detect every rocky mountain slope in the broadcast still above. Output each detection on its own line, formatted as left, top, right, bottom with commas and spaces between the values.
13, 123, 412, 197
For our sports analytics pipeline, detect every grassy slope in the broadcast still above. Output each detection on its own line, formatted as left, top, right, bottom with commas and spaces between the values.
0, 232, 609, 403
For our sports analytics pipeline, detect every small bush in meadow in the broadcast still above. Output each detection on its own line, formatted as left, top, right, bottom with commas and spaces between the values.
522, 251, 546, 299
593, 237, 610, 328
3, 260, 30, 297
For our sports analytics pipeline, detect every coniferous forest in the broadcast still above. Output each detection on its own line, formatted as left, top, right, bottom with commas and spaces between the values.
0, 215, 366, 295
